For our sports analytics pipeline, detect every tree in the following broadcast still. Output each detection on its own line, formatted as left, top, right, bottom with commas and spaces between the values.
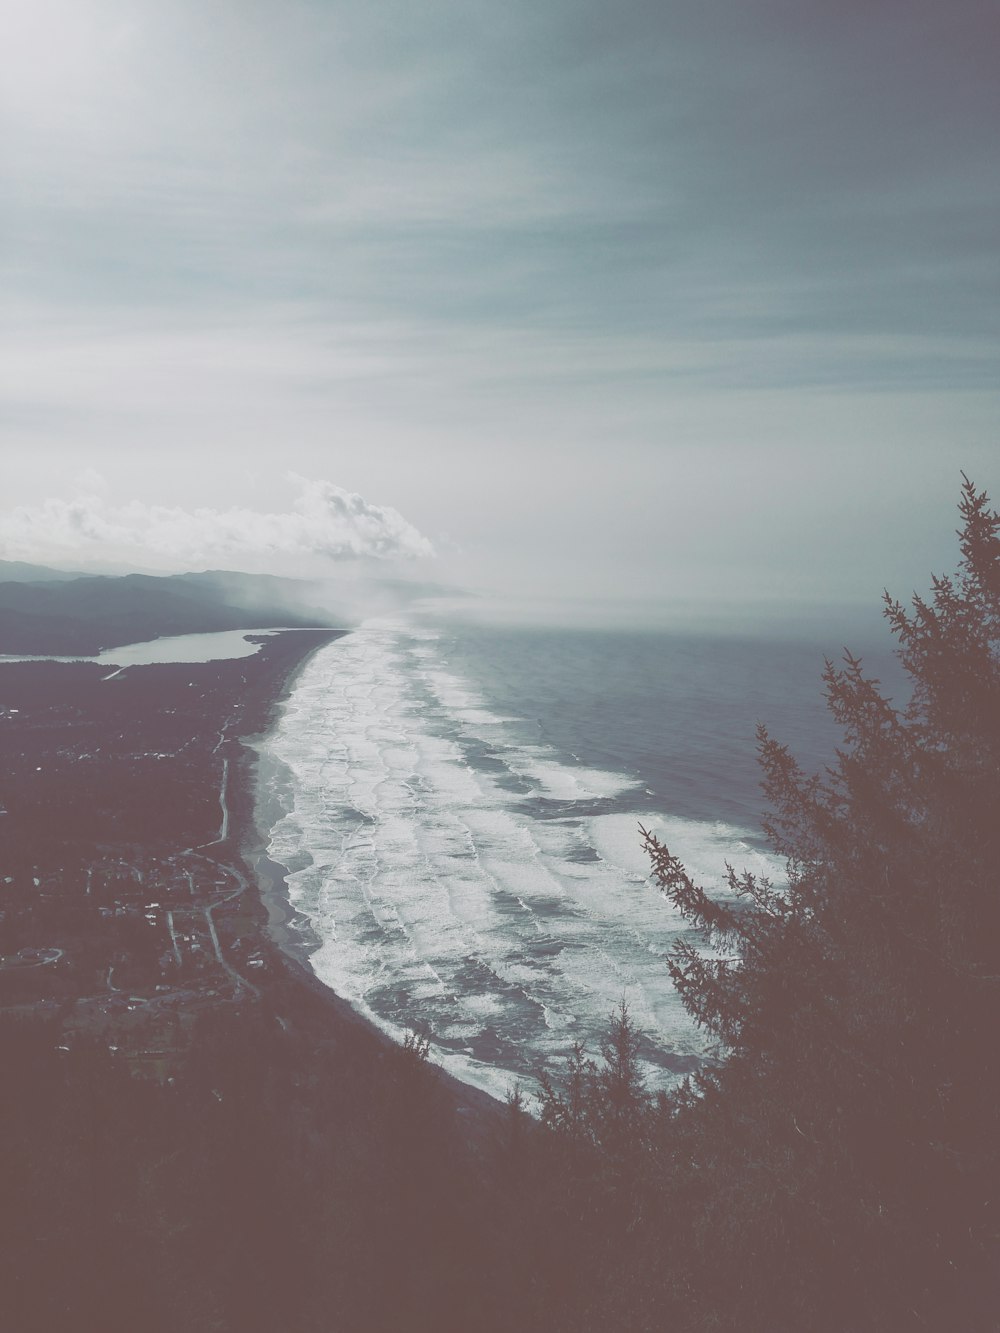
537, 1000, 649, 1155
640, 476, 1000, 1329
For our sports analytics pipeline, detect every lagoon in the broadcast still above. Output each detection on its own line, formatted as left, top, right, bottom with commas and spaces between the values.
0, 628, 290, 668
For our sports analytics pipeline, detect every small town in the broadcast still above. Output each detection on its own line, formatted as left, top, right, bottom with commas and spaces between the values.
0, 638, 331, 1081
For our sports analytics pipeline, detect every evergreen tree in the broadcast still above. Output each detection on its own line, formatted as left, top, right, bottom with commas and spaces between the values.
537, 1000, 650, 1154
642, 476, 1000, 1329
528, 480, 1000, 1332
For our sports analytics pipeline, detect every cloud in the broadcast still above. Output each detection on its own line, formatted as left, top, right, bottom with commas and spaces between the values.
0, 475, 434, 570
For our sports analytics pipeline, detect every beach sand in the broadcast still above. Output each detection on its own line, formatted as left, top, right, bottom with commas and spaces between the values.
229, 629, 334, 975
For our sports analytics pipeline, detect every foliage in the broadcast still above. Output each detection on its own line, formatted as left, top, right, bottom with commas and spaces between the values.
537, 1000, 651, 1156
0, 992, 511, 1333
534, 477, 1000, 1331
402, 1025, 432, 1063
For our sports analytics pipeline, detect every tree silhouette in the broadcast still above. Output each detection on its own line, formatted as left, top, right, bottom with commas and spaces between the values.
529, 480, 1000, 1332
640, 475, 1000, 1329
537, 999, 649, 1154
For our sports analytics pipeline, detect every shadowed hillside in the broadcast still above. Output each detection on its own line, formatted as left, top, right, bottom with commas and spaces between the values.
0, 569, 336, 654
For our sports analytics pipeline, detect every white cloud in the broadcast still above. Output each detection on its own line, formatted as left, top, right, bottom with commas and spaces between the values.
0, 475, 433, 571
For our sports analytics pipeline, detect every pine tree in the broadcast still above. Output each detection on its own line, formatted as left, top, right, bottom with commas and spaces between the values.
536, 1000, 650, 1154
642, 476, 1000, 1328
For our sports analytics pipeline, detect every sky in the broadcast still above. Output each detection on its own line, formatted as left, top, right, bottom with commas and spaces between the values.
2, 0, 998, 620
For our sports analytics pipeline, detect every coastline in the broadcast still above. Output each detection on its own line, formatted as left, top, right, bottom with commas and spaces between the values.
230, 629, 334, 973
225, 629, 410, 1040
240, 734, 325, 973
230, 627, 505, 1119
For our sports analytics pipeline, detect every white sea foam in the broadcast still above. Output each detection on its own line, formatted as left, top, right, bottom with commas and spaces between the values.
260, 618, 781, 1099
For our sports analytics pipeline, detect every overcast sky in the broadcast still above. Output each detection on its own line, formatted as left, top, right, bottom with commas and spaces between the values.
2, 0, 997, 618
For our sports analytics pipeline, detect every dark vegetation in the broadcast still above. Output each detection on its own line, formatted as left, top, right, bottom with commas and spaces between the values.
511, 478, 1000, 1330
0, 567, 337, 654
0, 976, 506, 1333
1, 482, 998, 1331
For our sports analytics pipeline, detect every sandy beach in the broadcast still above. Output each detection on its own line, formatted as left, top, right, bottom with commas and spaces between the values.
229, 629, 338, 974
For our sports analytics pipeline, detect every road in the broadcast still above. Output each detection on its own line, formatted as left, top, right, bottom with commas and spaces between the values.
199, 753, 230, 849
166, 911, 183, 967
0, 946, 63, 971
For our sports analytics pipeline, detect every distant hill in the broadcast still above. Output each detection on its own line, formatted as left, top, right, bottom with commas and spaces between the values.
0, 559, 90, 584
0, 570, 338, 655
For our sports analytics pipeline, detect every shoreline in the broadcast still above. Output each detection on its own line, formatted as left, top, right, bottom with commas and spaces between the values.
230, 628, 505, 1118
230, 629, 335, 974
227, 631, 411, 1036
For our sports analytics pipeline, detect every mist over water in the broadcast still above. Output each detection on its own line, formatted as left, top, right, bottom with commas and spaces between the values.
260, 612, 904, 1101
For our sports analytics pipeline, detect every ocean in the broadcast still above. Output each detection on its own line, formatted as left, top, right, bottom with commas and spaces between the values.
258, 610, 904, 1102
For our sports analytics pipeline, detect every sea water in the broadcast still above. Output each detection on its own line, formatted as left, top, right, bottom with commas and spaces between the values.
259, 611, 903, 1102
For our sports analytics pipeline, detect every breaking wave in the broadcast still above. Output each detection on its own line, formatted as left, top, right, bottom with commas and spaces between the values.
259, 619, 783, 1102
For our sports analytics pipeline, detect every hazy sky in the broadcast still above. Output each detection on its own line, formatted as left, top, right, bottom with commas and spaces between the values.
2, 0, 997, 616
